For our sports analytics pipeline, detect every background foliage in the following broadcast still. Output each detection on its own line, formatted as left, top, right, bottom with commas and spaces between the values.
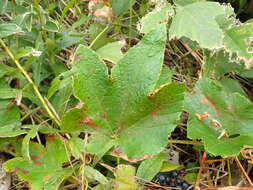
0, 0, 253, 189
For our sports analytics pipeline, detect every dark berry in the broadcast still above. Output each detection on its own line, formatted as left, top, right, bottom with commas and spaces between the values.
156, 174, 166, 183
165, 176, 171, 184
182, 182, 190, 189
176, 178, 182, 185
171, 171, 178, 178
176, 185, 182, 189
179, 169, 186, 176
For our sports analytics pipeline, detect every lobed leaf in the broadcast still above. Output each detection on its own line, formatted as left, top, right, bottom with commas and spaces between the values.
223, 23, 253, 68
186, 78, 253, 157
62, 25, 185, 159
169, 2, 233, 49
4, 137, 72, 190
136, 153, 165, 181
139, 4, 173, 34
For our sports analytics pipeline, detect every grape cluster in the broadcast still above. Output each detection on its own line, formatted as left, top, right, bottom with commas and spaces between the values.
154, 170, 190, 190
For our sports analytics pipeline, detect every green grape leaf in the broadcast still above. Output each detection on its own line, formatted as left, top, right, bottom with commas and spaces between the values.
44, 20, 59, 32
154, 66, 173, 89
68, 137, 86, 159
139, 4, 173, 34
0, 23, 23, 37
112, 0, 136, 16
4, 137, 72, 190
62, 25, 185, 159
175, 0, 204, 7
0, 88, 22, 99
136, 153, 165, 181
169, 2, 233, 49
114, 165, 138, 190
118, 83, 185, 158
0, 100, 24, 137
186, 78, 253, 157
21, 126, 40, 160
85, 134, 116, 159
203, 50, 245, 79
223, 23, 253, 68
96, 41, 125, 63
84, 166, 109, 185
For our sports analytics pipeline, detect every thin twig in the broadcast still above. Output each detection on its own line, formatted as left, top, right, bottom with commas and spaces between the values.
235, 157, 253, 186
0, 38, 61, 126
169, 139, 203, 146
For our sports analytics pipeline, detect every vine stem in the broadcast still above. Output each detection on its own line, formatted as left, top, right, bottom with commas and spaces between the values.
0, 38, 61, 126
33, 0, 47, 40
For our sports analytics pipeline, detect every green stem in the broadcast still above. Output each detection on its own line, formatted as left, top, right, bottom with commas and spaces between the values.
12, 0, 17, 16
33, 0, 47, 40
0, 38, 60, 126
227, 160, 232, 186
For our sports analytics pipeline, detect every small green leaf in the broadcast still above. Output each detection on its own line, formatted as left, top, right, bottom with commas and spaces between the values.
15, 47, 42, 59
203, 50, 244, 79
84, 166, 109, 185
139, 4, 173, 34
47, 70, 74, 98
183, 172, 197, 184
112, 0, 136, 16
0, 88, 22, 99
219, 78, 247, 97
71, 15, 88, 29
61, 107, 87, 132
160, 162, 181, 172
96, 41, 125, 63
86, 134, 115, 159
44, 20, 59, 32
115, 165, 138, 190
0, 0, 8, 14
0, 23, 23, 37
68, 137, 85, 159
21, 126, 39, 160
154, 66, 173, 89
0, 100, 23, 137
4, 137, 71, 190
136, 153, 165, 181
223, 23, 253, 68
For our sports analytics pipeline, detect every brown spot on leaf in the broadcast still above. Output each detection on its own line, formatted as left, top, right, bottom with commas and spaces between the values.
22, 170, 29, 174
74, 55, 82, 61
197, 112, 210, 120
113, 147, 151, 163
201, 98, 220, 115
151, 111, 157, 116
34, 161, 41, 166
210, 120, 221, 128
13, 168, 21, 173
87, 67, 94, 73
80, 117, 101, 129
31, 155, 39, 161
100, 113, 107, 118
227, 105, 234, 112
43, 175, 51, 181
